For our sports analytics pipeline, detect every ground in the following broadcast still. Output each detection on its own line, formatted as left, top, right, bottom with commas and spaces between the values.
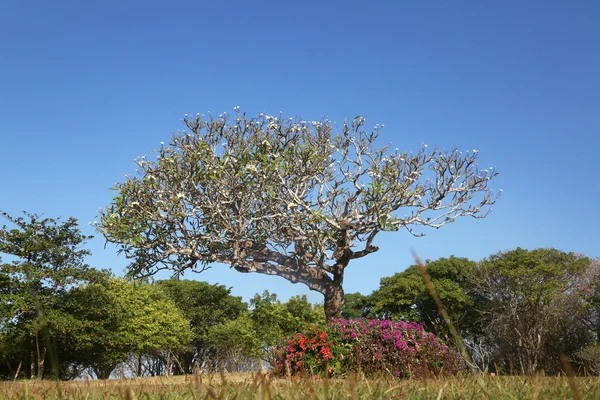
2, 373, 599, 399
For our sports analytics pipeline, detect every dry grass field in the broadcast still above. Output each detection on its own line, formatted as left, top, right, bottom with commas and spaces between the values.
1, 372, 599, 399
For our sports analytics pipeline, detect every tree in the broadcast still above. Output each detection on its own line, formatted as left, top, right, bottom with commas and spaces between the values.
248, 291, 324, 350
576, 257, 600, 375
370, 256, 479, 339
342, 292, 374, 319
52, 282, 125, 379
247, 291, 295, 351
580, 257, 600, 342
61, 279, 192, 379
283, 294, 325, 331
155, 280, 247, 374
472, 248, 593, 375
0, 211, 106, 379
205, 313, 261, 372
99, 110, 499, 320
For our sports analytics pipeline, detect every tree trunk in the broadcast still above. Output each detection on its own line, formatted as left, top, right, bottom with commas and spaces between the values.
37, 346, 46, 379
166, 352, 172, 377
323, 278, 345, 322
30, 339, 35, 379
137, 353, 142, 377
93, 363, 115, 380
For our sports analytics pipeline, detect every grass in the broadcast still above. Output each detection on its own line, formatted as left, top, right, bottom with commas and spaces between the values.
1, 373, 599, 399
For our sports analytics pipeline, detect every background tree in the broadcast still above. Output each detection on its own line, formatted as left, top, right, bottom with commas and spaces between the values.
204, 313, 261, 372
471, 248, 592, 375
247, 291, 325, 368
55, 280, 127, 379
155, 280, 247, 374
0, 211, 106, 379
1, 277, 192, 380
342, 292, 374, 319
283, 294, 326, 331
581, 257, 600, 341
99, 110, 499, 320
105, 279, 192, 378
248, 291, 299, 352
370, 256, 479, 340
575, 257, 600, 374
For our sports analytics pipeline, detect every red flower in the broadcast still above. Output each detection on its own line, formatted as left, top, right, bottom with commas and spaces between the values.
299, 337, 308, 350
320, 346, 333, 360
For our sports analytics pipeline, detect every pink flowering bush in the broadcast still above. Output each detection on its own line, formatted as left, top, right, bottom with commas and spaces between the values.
273, 319, 464, 378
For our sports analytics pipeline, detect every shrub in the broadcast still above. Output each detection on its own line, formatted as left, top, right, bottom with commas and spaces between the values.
576, 344, 600, 375
273, 319, 464, 378
273, 326, 348, 377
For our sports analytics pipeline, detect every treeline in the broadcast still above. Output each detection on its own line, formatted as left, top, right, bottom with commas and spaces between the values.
1, 273, 322, 380
0, 212, 324, 380
1, 213, 599, 379
342, 251, 600, 375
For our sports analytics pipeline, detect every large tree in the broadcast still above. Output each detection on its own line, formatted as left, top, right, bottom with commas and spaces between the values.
99, 110, 499, 320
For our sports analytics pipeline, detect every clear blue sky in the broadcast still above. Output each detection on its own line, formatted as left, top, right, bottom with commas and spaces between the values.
1, 1, 598, 303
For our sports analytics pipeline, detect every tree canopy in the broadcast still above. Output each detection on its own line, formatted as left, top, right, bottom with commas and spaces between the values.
99, 110, 499, 320
371, 256, 478, 338
0, 211, 107, 379
472, 248, 593, 374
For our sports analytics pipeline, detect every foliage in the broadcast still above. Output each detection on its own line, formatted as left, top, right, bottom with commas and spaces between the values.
107, 280, 192, 356
579, 257, 600, 343
371, 256, 478, 339
55, 281, 128, 379
472, 248, 592, 375
273, 326, 345, 377
249, 291, 324, 352
342, 292, 374, 319
274, 319, 463, 378
333, 319, 464, 378
201, 292, 326, 371
99, 109, 499, 320
284, 294, 326, 332
205, 314, 261, 370
0, 211, 108, 379
155, 280, 247, 374
576, 344, 600, 375
45, 279, 192, 379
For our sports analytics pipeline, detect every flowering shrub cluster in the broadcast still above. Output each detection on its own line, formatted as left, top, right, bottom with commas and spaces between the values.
273, 319, 464, 378
273, 326, 347, 377
335, 319, 464, 377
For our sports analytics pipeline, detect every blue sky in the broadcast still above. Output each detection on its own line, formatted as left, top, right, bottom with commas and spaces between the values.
1, 1, 598, 303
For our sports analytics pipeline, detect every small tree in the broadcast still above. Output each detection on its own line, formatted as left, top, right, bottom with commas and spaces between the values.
100, 110, 499, 321
155, 280, 247, 374
62, 279, 192, 379
472, 248, 593, 375
371, 257, 480, 340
